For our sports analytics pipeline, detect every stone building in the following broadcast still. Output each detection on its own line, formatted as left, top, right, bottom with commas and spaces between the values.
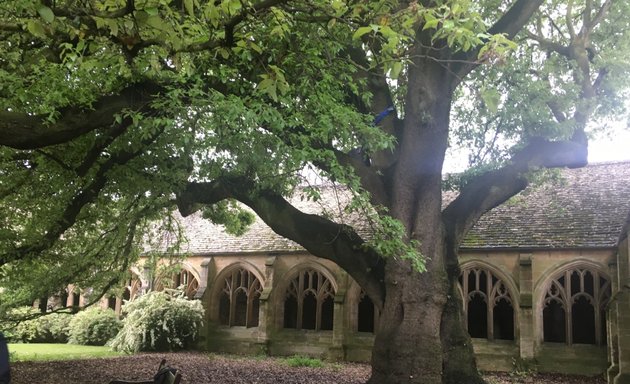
102, 161, 630, 379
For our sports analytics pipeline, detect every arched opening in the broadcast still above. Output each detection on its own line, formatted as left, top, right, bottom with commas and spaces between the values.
302, 292, 317, 330
155, 267, 199, 299
357, 291, 376, 333
123, 287, 131, 302
572, 296, 595, 344
494, 298, 515, 340
219, 294, 231, 325
175, 269, 199, 299
467, 293, 488, 338
283, 268, 336, 331
543, 300, 566, 343
217, 267, 262, 328
233, 289, 248, 326
459, 265, 515, 341
283, 295, 298, 329
320, 296, 334, 331
541, 266, 610, 346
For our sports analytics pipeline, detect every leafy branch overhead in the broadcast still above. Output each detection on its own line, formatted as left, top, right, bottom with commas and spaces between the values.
0, 5, 627, 377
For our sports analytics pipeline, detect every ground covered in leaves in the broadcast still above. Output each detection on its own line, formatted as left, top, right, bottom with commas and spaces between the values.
11, 351, 606, 384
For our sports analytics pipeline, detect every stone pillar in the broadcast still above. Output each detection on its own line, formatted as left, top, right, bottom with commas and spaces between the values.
330, 270, 348, 360
256, 256, 277, 354
518, 253, 535, 361
608, 261, 619, 383
614, 235, 630, 384
197, 257, 215, 350
193, 258, 212, 300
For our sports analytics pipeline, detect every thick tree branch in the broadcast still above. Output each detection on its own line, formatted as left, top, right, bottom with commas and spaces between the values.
176, 180, 386, 308
442, 138, 588, 250
487, 0, 545, 38
0, 81, 162, 149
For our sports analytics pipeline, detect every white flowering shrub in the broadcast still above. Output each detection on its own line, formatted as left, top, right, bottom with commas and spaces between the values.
1, 307, 71, 343
68, 307, 121, 345
109, 290, 204, 353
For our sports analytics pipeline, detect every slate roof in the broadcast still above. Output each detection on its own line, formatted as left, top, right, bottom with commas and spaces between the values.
170, 161, 630, 255
461, 161, 630, 250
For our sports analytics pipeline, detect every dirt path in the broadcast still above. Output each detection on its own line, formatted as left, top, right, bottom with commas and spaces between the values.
11, 352, 605, 384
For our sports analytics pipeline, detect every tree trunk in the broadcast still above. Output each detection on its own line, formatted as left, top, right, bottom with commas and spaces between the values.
367, 247, 484, 384
366, 62, 485, 383
368, 259, 448, 383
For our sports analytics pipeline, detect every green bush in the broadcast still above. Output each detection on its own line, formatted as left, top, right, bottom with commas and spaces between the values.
1, 307, 71, 343
68, 307, 121, 346
109, 291, 204, 353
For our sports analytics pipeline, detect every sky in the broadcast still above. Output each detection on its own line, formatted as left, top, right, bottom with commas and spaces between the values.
588, 124, 630, 164
443, 122, 630, 173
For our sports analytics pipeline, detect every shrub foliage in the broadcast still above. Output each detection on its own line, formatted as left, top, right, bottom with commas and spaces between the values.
1, 307, 71, 343
68, 307, 121, 346
110, 291, 204, 353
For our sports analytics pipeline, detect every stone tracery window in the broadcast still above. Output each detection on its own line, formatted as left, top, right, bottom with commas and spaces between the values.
155, 268, 199, 299
459, 266, 515, 341
284, 268, 335, 331
175, 269, 199, 299
124, 278, 142, 302
542, 266, 611, 346
218, 268, 262, 327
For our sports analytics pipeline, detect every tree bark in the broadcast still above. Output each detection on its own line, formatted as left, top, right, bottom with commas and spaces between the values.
369, 261, 448, 383
365, 52, 485, 382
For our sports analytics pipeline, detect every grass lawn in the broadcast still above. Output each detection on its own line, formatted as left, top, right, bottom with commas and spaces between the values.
8, 343, 123, 362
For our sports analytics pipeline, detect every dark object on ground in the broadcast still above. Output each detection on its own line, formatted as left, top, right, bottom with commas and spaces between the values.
108, 359, 181, 384
0, 332, 10, 384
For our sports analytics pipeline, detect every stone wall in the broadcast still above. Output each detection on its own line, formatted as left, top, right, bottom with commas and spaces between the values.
115, 248, 615, 376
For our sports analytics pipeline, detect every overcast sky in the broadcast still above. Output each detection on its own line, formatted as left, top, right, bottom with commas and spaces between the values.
443, 122, 630, 173
588, 124, 630, 164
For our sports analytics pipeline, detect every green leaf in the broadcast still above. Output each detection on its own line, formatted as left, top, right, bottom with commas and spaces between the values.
352, 26, 373, 40
480, 88, 501, 114
258, 77, 277, 101
390, 61, 403, 79
145, 7, 159, 16
26, 20, 47, 38
184, 0, 194, 16
37, 6, 55, 24
423, 18, 439, 31
218, 47, 230, 59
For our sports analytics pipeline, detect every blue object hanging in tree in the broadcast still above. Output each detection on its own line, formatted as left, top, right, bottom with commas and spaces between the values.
373, 106, 395, 125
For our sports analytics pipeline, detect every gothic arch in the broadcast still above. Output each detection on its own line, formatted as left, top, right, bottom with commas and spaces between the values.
154, 262, 201, 299
346, 280, 380, 333
458, 260, 519, 341
210, 262, 265, 328
276, 262, 338, 331
535, 259, 611, 346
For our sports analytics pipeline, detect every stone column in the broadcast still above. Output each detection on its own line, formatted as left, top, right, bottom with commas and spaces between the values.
329, 270, 348, 360
615, 235, 630, 384
196, 257, 215, 351
608, 261, 619, 383
256, 256, 277, 354
518, 253, 535, 361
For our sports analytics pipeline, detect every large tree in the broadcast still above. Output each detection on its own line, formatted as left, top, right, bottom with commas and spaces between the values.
0, 0, 628, 383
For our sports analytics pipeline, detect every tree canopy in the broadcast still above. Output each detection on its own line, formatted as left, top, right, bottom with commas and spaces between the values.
1, 0, 628, 382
